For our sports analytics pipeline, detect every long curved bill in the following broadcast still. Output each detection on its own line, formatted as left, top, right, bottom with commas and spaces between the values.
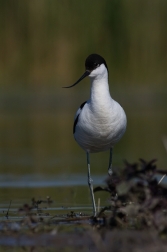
63, 70, 90, 88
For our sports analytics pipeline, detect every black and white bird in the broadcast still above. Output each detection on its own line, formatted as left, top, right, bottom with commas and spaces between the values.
64, 54, 127, 216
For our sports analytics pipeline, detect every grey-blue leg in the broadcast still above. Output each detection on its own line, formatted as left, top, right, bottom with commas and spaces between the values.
87, 152, 96, 217
108, 148, 113, 176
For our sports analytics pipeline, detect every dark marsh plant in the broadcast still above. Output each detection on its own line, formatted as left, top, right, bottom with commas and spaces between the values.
94, 159, 167, 234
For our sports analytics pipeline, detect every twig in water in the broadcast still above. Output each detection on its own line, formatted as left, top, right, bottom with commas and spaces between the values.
159, 136, 167, 184
158, 174, 166, 184
6, 200, 12, 219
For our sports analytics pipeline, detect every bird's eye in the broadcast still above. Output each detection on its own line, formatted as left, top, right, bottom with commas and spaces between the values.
94, 62, 100, 68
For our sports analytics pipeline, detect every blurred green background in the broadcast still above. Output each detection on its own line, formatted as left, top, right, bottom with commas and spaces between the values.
0, 0, 167, 206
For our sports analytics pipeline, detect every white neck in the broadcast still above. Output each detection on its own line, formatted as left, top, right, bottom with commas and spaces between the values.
89, 73, 111, 104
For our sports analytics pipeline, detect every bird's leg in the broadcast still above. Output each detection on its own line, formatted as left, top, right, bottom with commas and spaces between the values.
108, 148, 113, 176
86, 152, 96, 217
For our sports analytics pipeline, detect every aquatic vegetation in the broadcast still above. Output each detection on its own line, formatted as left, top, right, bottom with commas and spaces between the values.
0, 159, 167, 251
94, 159, 167, 234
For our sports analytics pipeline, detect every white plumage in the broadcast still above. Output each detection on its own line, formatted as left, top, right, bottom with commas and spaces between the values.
74, 64, 126, 152
64, 54, 127, 217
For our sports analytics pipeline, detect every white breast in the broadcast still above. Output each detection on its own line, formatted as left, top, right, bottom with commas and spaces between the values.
74, 98, 127, 153
74, 64, 127, 153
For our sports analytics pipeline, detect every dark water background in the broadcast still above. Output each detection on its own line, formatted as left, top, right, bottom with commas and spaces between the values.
0, 1, 167, 214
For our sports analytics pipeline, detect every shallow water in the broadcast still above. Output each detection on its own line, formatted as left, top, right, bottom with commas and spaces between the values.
0, 87, 167, 215
0, 173, 110, 222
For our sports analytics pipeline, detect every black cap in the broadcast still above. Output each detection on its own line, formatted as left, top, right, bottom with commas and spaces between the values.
85, 54, 108, 71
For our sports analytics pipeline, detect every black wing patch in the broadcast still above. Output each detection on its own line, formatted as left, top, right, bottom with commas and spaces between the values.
73, 101, 87, 134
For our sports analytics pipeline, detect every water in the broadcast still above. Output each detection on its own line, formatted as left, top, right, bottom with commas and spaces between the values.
0, 172, 109, 220
0, 86, 167, 213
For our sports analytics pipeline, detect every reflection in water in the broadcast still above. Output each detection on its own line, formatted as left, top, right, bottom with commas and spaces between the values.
0, 174, 106, 188
0, 88, 167, 205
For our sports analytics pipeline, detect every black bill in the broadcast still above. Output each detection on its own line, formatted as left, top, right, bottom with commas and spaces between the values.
63, 70, 90, 88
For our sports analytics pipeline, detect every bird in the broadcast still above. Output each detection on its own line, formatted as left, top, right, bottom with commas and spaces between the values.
64, 54, 127, 217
